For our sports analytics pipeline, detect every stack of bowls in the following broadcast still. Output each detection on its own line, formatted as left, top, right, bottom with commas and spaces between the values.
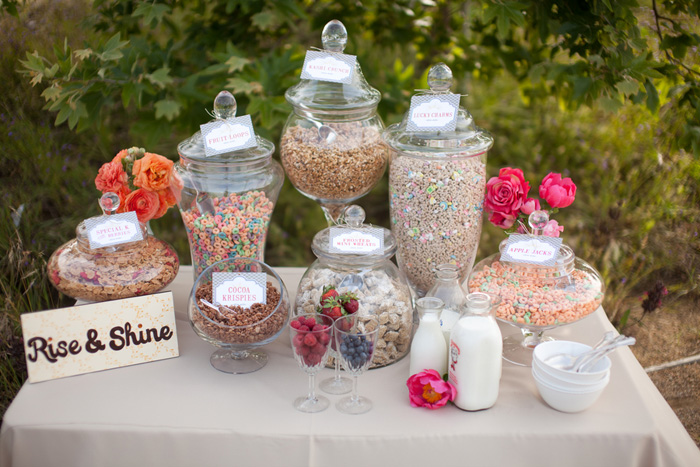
532, 341, 611, 413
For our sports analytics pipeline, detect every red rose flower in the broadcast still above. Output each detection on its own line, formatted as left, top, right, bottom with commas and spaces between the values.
539, 173, 576, 209
484, 167, 530, 227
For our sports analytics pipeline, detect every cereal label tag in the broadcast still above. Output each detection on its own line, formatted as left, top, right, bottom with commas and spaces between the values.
200, 114, 258, 157
407, 94, 460, 132
85, 212, 143, 249
300, 50, 356, 84
500, 234, 562, 267
329, 227, 384, 254
20, 292, 179, 383
212, 272, 267, 308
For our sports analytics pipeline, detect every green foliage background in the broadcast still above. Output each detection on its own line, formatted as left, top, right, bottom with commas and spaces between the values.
2, 0, 700, 420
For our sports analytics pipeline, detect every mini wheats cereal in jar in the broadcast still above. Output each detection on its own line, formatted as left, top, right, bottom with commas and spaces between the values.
294, 206, 414, 368
176, 91, 284, 278
383, 63, 494, 297
280, 20, 387, 223
47, 193, 179, 302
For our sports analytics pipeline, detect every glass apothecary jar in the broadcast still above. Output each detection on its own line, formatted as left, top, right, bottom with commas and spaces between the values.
176, 91, 284, 278
294, 206, 413, 368
280, 20, 387, 223
47, 193, 179, 302
467, 213, 605, 366
383, 63, 494, 297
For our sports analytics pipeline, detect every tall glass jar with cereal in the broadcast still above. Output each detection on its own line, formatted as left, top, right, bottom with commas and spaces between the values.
383, 63, 494, 297
280, 20, 387, 224
175, 90, 284, 279
294, 205, 413, 368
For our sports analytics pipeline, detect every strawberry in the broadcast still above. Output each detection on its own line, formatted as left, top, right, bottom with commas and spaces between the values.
320, 285, 339, 305
328, 306, 343, 320
342, 298, 359, 314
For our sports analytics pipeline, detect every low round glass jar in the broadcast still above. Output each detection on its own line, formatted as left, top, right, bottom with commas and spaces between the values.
47, 194, 179, 302
383, 63, 494, 297
176, 91, 284, 278
294, 206, 413, 368
467, 217, 605, 366
280, 20, 387, 223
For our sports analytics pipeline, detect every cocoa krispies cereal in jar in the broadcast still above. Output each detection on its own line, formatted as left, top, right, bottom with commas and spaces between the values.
47, 236, 179, 302
389, 154, 486, 295
280, 122, 387, 203
295, 267, 413, 368
191, 281, 287, 346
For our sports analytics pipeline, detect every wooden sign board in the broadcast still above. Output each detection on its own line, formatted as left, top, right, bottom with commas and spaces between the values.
21, 292, 179, 383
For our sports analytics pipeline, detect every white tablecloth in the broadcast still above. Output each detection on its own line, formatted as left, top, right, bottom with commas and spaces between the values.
2, 266, 698, 467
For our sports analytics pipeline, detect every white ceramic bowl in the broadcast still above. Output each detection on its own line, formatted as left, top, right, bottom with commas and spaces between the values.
533, 340, 611, 384
532, 360, 609, 390
533, 369, 610, 413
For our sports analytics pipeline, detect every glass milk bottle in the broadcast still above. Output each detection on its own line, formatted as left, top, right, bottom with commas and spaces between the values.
427, 264, 466, 349
409, 297, 448, 377
448, 292, 502, 411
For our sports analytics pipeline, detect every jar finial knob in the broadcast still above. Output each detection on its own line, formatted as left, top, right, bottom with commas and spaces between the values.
99, 192, 120, 216
427, 63, 453, 92
344, 205, 365, 228
213, 90, 237, 119
528, 210, 549, 236
322, 19, 348, 53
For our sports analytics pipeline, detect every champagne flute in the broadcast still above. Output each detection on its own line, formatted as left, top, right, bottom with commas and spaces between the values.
333, 315, 379, 414
289, 313, 334, 413
319, 319, 353, 395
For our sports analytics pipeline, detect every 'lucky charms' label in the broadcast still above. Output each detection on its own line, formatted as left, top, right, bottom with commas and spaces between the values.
500, 234, 562, 267
407, 94, 460, 132
329, 228, 384, 254
212, 272, 267, 308
85, 212, 143, 249
300, 50, 356, 84
200, 114, 258, 157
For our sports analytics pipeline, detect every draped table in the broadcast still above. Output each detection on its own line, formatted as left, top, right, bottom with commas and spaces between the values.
2, 266, 699, 467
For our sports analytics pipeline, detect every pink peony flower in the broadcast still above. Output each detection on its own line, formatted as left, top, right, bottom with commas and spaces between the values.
406, 369, 456, 409
484, 167, 530, 228
543, 219, 564, 237
521, 197, 541, 216
539, 173, 576, 209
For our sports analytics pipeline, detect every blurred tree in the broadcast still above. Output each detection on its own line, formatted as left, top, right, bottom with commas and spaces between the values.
9, 0, 700, 156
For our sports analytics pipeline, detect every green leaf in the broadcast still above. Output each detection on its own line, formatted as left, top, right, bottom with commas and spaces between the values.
600, 97, 623, 113
645, 80, 660, 113
601, 0, 613, 12
132, 3, 171, 27
146, 66, 173, 89
41, 85, 62, 102
74, 48, 92, 61
121, 82, 136, 108
252, 11, 277, 30
572, 76, 593, 101
154, 99, 181, 121
68, 101, 88, 129
226, 77, 262, 95
616, 80, 640, 97
225, 56, 249, 73
496, 12, 509, 39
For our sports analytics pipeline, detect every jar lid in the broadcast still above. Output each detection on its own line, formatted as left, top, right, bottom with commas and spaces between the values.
284, 20, 381, 119
311, 205, 397, 263
382, 63, 494, 157
177, 90, 275, 163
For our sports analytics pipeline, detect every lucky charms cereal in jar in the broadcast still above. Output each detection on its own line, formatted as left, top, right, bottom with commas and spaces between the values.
383, 63, 494, 297
294, 206, 413, 368
176, 91, 284, 278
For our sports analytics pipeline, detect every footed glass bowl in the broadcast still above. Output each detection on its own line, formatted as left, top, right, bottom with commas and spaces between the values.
188, 257, 289, 374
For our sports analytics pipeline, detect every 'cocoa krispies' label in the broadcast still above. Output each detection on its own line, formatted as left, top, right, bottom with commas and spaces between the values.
212, 272, 267, 308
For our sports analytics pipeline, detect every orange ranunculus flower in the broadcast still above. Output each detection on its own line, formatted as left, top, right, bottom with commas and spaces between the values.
132, 152, 174, 192
95, 161, 129, 194
111, 149, 130, 164
153, 190, 171, 220
123, 188, 160, 223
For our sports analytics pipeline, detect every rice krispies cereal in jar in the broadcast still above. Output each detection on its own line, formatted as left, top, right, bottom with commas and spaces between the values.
383, 63, 493, 296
